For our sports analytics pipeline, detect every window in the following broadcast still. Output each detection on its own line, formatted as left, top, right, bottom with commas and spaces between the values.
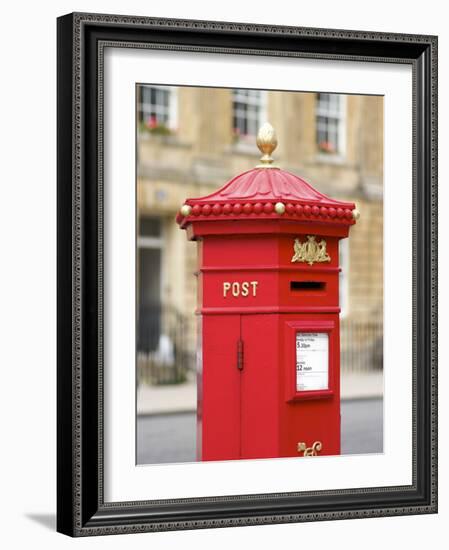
138, 85, 177, 131
315, 93, 346, 155
232, 89, 267, 142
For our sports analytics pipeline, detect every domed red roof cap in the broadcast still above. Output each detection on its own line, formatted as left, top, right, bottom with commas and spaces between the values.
177, 123, 359, 227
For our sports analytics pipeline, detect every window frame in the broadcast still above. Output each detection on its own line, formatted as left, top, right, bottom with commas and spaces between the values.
315, 93, 347, 158
232, 88, 268, 143
138, 84, 178, 130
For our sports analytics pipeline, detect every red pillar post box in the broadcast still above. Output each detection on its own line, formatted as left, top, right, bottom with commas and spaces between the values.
177, 123, 359, 461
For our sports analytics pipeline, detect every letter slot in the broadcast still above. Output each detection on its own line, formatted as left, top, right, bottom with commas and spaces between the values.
290, 281, 326, 292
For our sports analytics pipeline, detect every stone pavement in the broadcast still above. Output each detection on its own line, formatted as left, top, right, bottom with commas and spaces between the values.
137, 380, 197, 415
341, 371, 383, 399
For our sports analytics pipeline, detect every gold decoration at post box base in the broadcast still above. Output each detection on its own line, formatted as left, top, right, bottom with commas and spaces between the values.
297, 441, 323, 457
291, 235, 331, 266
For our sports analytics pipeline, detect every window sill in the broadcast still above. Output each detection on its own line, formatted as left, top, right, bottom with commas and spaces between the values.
138, 131, 191, 148
227, 141, 260, 156
314, 153, 346, 165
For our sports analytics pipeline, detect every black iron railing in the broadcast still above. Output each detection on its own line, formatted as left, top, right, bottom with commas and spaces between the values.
340, 318, 383, 372
137, 304, 196, 385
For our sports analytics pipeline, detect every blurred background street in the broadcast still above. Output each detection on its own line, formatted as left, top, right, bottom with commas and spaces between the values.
136, 85, 383, 465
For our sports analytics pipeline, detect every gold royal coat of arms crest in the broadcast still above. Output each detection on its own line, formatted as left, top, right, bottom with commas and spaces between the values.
291, 235, 331, 266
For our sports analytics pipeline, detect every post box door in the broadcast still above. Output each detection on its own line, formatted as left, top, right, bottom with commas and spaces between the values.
201, 314, 279, 461
240, 314, 280, 459
200, 314, 242, 461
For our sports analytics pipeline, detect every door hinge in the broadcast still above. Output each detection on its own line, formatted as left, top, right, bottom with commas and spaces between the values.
237, 339, 244, 371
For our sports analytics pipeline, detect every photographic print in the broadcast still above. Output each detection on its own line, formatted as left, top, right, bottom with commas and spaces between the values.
136, 85, 384, 465
57, 13, 436, 536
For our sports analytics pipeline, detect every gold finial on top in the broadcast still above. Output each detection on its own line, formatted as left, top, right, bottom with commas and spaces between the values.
256, 122, 279, 168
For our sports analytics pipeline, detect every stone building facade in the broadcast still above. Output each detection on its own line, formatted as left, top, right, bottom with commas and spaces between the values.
136, 86, 383, 379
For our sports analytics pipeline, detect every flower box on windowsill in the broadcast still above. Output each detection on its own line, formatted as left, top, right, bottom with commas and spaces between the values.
230, 129, 261, 155
138, 117, 184, 146
315, 142, 344, 164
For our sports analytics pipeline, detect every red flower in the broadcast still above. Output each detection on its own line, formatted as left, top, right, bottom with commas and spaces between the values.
318, 140, 335, 153
146, 115, 158, 129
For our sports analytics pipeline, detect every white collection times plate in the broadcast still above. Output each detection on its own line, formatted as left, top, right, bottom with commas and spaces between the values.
296, 332, 329, 391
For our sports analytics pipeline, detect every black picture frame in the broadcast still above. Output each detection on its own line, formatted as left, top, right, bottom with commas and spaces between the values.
57, 12, 438, 536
